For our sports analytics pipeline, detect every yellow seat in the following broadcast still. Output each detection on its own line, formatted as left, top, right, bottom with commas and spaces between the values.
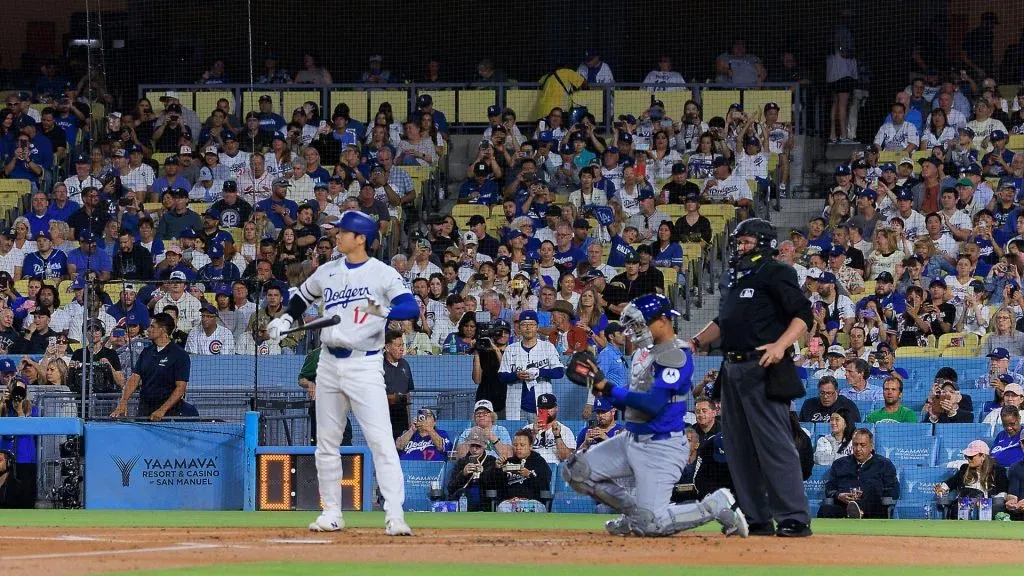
601, 243, 611, 261
203, 292, 218, 306
937, 332, 980, 350
147, 90, 195, 112
706, 215, 728, 234
662, 205, 686, 218
369, 90, 411, 122
228, 228, 243, 245
940, 346, 980, 358
417, 90, 455, 124
13, 279, 29, 295
190, 202, 211, 215
742, 89, 793, 123
283, 91, 321, 119
452, 205, 489, 219
895, 346, 942, 358
860, 280, 876, 297
835, 332, 850, 349
1009, 134, 1024, 151
878, 151, 903, 164
143, 202, 164, 216
456, 89, 496, 124
240, 90, 277, 115
681, 243, 702, 264
194, 90, 234, 121
152, 153, 173, 167
506, 89, 539, 120
700, 90, 741, 121
330, 90, 370, 123
571, 90, 605, 121
657, 267, 677, 294
103, 282, 123, 303
700, 204, 735, 220
57, 280, 72, 295
613, 89, 694, 119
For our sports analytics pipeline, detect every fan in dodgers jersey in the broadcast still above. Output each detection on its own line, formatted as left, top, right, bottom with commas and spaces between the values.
266, 210, 420, 536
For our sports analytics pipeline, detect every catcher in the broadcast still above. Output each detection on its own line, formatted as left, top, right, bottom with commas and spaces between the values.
562, 293, 749, 537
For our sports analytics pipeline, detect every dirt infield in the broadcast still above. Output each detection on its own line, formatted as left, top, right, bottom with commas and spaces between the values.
0, 526, 1011, 574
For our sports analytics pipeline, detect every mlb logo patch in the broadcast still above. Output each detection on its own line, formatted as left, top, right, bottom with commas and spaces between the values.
740, 288, 754, 298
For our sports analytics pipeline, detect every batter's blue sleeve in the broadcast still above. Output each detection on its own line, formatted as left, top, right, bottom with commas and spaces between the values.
539, 367, 564, 380
606, 385, 672, 417
387, 293, 419, 320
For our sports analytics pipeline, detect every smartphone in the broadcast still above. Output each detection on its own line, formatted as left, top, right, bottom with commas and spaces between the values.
319, 120, 327, 129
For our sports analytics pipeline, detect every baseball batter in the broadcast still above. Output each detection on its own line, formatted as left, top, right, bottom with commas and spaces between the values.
267, 211, 419, 536
563, 294, 749, 537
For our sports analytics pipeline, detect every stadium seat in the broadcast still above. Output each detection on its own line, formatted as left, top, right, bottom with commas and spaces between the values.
452, 205, 489, 220
873, 422, 931, 445
551, 462, 597, 513
241, 90, 278, 115
742, 89, 793, 123
456, 89, 496, 124
939, 346, 980, 358
876, 435, 937, 467
661, 204, 685, 218
700, 90, 741, 121
895, 346, 941, 358
895, 466, 949, 519
1010, 134, 1024, 151
417, 90, 456, 123
852, 399, 875, 419
936, 332, 979, 350
369, 90, 410, 122
195, 90, 235, 120
147, 90, 194, 112
612, 89, 693, 119
505, 89, 539, 120
934, 423, 993, 463
571, 90, 605, 120
699, 204, 736, 220
330, 90, 370, 123
400, 460, 448, 512
282, 91, 320, 119
803, 465, 829, 504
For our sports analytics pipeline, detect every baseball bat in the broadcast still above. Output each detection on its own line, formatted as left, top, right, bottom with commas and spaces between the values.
281, 314, 341, 335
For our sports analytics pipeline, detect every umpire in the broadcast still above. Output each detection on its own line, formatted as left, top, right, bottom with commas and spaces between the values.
689, 218, 813, 537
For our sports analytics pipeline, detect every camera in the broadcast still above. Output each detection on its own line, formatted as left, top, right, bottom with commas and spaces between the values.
169, 114, 180, 122
478, 140, 491, 150
98, 168, 119, 188
118, 197, 134, 207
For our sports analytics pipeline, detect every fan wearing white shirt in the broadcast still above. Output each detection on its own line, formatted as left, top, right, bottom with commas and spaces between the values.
966, 99, 1007, 154
873, 102, 919, 153
937, 187, 971, 242
701, 157, 752, 218
0, 232, 24, 278
218, 133, 251, 179
642, 56, 686, 89
893, 187, 926, 240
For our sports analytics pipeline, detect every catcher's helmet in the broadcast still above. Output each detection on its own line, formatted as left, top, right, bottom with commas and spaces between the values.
620, 294, 679, 347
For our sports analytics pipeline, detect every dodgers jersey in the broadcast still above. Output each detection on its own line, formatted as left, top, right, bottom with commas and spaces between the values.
184, 324, 236, 355
498, 339, 563, 414
298, 256, 410, 351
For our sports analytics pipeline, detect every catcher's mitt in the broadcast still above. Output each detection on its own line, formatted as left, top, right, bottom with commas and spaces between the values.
565, 350, 605, 391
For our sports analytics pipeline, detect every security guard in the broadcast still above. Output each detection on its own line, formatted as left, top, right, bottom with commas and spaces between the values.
111, 312, 195, 421
689, 218, 813, 537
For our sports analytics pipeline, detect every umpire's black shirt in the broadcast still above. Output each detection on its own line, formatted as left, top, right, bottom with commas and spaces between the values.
716, 260, 812, 351
134, 342, 190, 408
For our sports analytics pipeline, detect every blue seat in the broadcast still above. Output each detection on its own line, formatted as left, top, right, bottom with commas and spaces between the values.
878, 435, 938, 467
962, 388, 994, 410
897, 466, 949, 518
852, 399, 876, 418
400, 460, 448, 512
934, 423, 994, 463
901, 390, 931, 411
873, 423, 932, 447
804, 465, 830, 504
550, 463, 594, 513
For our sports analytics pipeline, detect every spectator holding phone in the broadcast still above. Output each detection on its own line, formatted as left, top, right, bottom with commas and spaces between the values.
396, 407, 450, 461
446, 427, 499, 511
575, 397, 623, 452
934, 440, 1008, 518
521, 393, 575, 464
484, 429, 552, 513
923, 371, 973, 424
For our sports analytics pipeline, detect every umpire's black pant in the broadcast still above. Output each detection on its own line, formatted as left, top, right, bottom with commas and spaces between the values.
720, 359, 811, 526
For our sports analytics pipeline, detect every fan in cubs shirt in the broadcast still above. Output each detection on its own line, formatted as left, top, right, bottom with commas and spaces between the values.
184, 303, 235, 355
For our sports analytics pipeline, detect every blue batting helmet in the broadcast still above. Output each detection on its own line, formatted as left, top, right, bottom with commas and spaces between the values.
619, 294, 679, 347
336, 210, 378, 246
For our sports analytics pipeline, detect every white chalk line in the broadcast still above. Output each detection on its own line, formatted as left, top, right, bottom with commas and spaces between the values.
0, 542, 223, 561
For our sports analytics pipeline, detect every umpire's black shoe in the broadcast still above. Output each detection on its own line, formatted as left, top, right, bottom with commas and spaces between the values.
775, 520, 812, 538
723, 521, 774, 536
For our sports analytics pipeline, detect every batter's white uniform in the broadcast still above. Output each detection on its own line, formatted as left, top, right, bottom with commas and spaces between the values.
184, 325, 236, 355
297, 256, 409, 522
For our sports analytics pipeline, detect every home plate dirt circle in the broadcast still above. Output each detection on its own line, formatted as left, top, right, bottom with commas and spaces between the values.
0, 527, 1013, 575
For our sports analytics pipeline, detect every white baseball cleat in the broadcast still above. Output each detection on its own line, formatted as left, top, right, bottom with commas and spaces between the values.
385, 517, 413, 536
308, 513, 344, 532
710, 488, 749, 538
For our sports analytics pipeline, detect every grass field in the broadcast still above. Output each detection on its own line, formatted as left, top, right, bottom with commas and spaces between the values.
0, 511, 1022, 576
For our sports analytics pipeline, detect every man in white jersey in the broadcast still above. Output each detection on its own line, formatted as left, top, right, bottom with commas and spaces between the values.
63, 154, 102, 204
266, 210, 420, 536
185, 303, 236, 355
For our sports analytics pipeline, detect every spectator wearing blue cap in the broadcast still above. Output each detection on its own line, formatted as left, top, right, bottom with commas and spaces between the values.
62, 154, 102, 205
892, 184, 926, 239
848, 189, 882, 239
106, 283, 151, 330
734, 113, 770, 183
577, 50, 614, 86
66, 230, 112, 282
825, 245, 863, 296
576, 395, 624, 453
982, 130, 1014, 177
197, 242, 241, 283
21, 231, 68, 280
809, 268, 856, 337
460, 162, 500, 206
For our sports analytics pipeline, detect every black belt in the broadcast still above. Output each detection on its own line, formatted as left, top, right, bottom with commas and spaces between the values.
725, 350, 763, 363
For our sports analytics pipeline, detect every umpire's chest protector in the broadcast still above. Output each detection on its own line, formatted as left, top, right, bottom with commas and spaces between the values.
719, 261, 802, 347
